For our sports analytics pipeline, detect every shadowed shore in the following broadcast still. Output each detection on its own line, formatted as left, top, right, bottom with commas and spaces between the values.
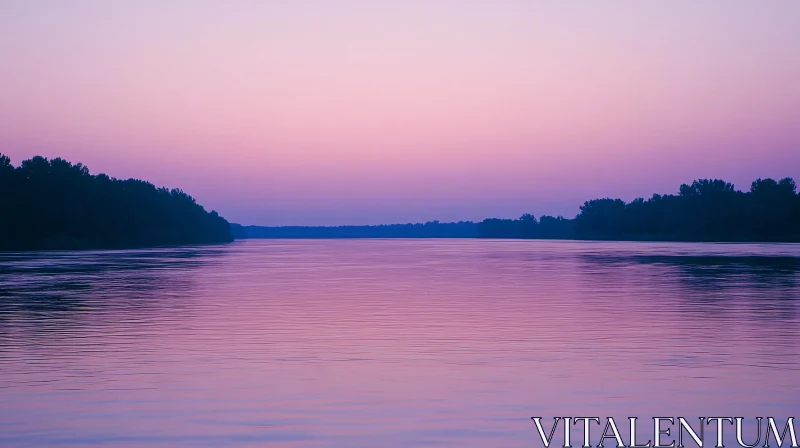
235, 178, 800, 242
1, 154, 233, 251
3, 153, 798, 249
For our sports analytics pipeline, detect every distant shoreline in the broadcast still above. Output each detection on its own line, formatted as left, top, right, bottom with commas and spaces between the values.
232, 224, 800, 243
4, 153, 798, 250
229, 176, 800, 244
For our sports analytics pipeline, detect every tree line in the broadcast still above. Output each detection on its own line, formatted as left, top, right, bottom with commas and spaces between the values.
478, 178, 800, 241
232, 221, 479, 238
3, 152, 797, 248
0, 153, 233, 250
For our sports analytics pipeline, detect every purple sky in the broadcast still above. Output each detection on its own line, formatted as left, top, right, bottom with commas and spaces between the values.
1, 1, 799, 225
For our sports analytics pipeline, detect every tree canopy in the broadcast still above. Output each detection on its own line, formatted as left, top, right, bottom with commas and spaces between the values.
3, 154, 796, 247
0, 154, 233, 250
478, 178, 800, 242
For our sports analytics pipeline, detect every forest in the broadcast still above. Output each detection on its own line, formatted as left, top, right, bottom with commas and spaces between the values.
3, 152, 798, 247
477, 178, 800, 241
0, 154, 233, 250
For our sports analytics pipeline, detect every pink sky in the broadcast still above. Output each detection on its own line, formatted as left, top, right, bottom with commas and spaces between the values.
1, 1, 799, 225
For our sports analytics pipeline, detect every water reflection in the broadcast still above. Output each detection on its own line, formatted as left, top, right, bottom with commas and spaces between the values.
580, 251, 800, 313
0, 246, 229, 350
0, 246, 226, 312
1, 240, 799, 447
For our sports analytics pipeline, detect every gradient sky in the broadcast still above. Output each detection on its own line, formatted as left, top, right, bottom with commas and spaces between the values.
1, 1, 799, 225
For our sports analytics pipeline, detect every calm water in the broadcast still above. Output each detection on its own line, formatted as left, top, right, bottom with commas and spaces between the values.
1, 240, 799, 447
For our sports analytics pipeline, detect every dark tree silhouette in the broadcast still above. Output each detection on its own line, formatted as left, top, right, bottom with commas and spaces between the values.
234, 221, 479, 238
478, 177, 799, 242
6, 154, 793, 247
236, 176, 800, 242
575, 198, 627, 236
0, 154, 233, 250
475, 214, 573, 239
